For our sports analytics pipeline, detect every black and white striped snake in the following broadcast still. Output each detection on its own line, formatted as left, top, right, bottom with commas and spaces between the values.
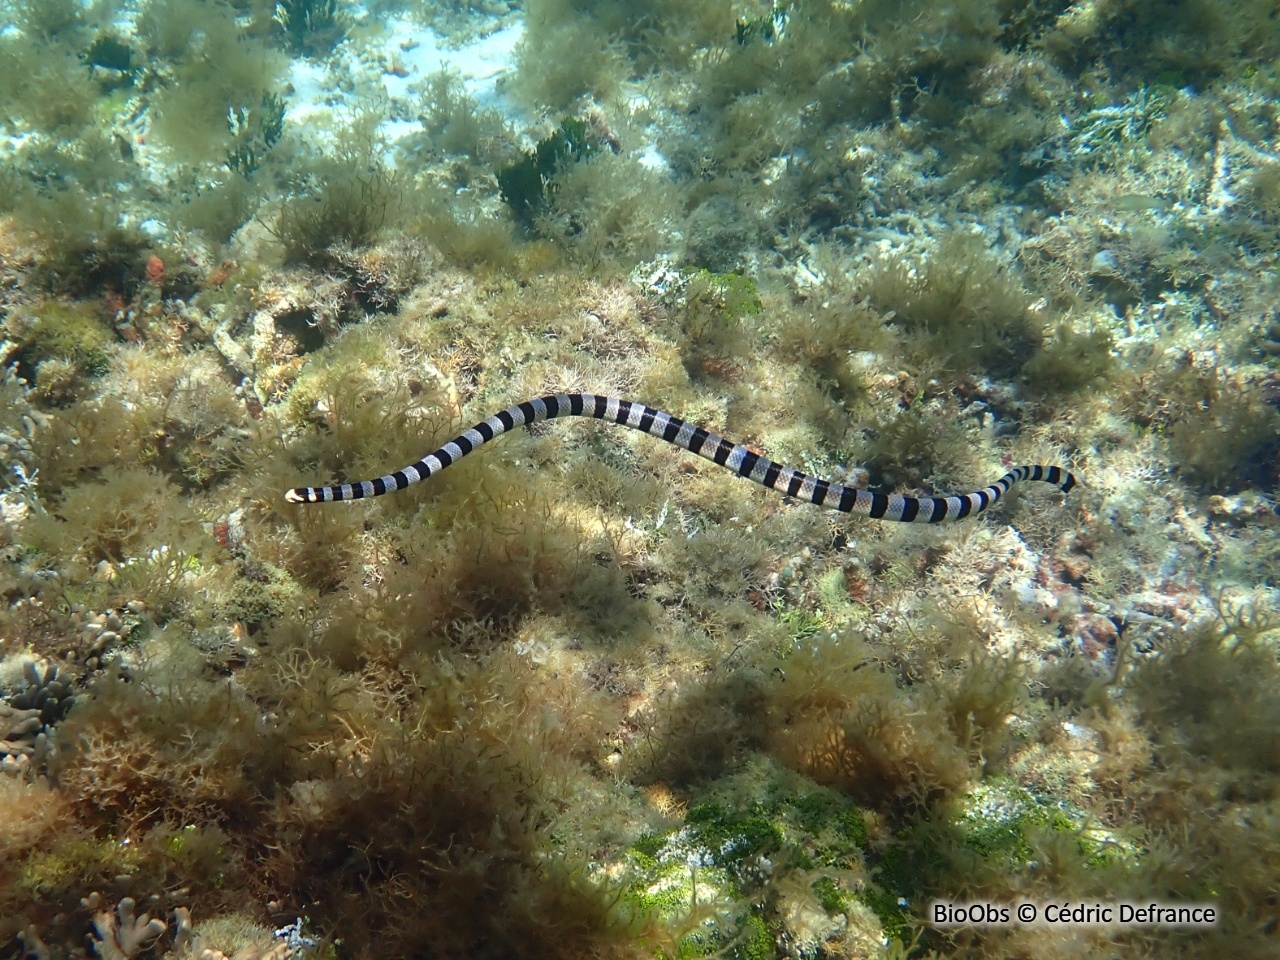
285, 393, 1076, 523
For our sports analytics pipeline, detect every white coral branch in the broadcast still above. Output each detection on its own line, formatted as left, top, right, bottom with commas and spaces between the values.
90, 897, 166, 960
0, 703, 42, 754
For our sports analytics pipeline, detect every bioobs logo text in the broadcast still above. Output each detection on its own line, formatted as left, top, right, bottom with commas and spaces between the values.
932, 903, 1012, 926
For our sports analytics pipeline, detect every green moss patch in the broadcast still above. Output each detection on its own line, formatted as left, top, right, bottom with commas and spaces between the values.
623, 768, 879, 955
7, 300, 115, 390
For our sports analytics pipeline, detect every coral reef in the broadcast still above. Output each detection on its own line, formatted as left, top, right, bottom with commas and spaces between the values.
0, 700, 45, 773
86, 894, 166, 960
2, 0, 1280, 958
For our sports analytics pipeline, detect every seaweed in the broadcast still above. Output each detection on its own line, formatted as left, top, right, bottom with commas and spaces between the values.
673, 269, 763, 374
225, 90, 286, 177
4, 301, 115, 395
859, 231, 1042, 379
412, 68, 511, 162
532, 147, 678, 264
622, 761, 879, 953
81, 32, 135, 76
0, 39, 97, 134
1022, 320, 1116, 395
497, 118, 598, 231
145, 3, 285, 165
0, 1, 1277, 956
512, 12, 630, 110
858, 401, 972, 493
735, 4, 788, 47
271, 0, 347, 56
10, 0, 87, 42
272, 157, 396, 266
1168, 374, 1280, 491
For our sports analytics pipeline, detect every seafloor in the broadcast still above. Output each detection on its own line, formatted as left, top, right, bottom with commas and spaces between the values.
1, 1, 1279, 959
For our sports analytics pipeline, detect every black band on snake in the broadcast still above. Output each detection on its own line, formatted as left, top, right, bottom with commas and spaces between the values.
285, 393, 1076, 523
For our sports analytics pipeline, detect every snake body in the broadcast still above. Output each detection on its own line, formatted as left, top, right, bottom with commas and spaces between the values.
285, 393, 1076, 522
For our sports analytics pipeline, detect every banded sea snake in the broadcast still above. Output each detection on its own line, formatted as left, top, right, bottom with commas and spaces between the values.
285, 393, 1076, 523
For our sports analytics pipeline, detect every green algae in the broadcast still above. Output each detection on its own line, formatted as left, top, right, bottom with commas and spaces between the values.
17, 835, 141, 898
9, 301, 114, 383
621, 770, 881, 954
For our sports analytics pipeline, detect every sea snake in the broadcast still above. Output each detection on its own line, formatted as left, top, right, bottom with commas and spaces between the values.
285, 393, 1076, 522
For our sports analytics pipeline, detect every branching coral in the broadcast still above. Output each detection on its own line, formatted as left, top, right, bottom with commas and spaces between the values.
0, 660, 72, 774
7, 660, 75, 726
0, 702, 44, 769
85, 894, 166, 960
